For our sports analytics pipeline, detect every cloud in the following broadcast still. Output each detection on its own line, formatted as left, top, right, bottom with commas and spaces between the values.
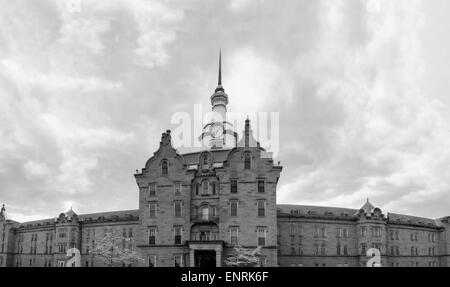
1, 0, 449, 222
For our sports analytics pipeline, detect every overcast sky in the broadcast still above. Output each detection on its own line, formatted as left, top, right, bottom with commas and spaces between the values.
1, 0, 450, 222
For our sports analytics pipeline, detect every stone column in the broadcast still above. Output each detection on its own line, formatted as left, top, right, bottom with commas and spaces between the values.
190, 249, 195, 267
216, 249, 221, 267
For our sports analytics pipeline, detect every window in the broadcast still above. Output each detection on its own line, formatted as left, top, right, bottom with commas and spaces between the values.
230, 227, 239, 245
231, 180, 238, 193
258, 257, 267, 267
148, 255, 156, 267
395, 230, 399, 240
174, 183, 182, 195
174, 227, 182, 245
298, 245, 304, 255
162, 160, 168, 175
320, 244, 326, 255
337, 244, 341, 255
343, 245, 348, 255
174, 202, 182, 217
149, 202, 157, 218
244, 152, 251, 170
257, 227, 267, 246
202, 180, 209, 195
256, 180, 266, 194
201, 206, 209, 220
361, 243, 367, 255
212, 183, 217, 195
58, 261, 65, 267
372, 227, 381, 238
149, 184, 156, 197
230, 200, 238, 217
212, 207, 217, 217
257, 200, 266, 217
343, 229, 348, 238
202, 155, 209, 168
360, 227, 366, 237
174, 255, 183, 267
289, 225, 296, 237
148, 227, 157, 245
410, 233, 414, 241
195, 183, 199, 196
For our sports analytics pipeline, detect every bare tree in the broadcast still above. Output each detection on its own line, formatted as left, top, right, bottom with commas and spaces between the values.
90, 232, 144, 267
224, 245, 263, 267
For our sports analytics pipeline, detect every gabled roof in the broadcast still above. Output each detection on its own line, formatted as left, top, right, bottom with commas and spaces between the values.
359, 199, 375, 214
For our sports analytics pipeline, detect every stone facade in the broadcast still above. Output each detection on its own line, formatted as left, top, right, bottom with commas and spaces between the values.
0, 57, 449, 267
277, 204, 449, 267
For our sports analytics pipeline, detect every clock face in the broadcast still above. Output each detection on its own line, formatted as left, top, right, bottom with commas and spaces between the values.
210, 124, 223, 138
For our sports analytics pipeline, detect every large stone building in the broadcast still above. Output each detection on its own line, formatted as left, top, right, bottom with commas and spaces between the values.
0, 56, 449, 267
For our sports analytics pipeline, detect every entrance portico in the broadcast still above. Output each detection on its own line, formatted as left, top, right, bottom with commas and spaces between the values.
188, 241, 224, 267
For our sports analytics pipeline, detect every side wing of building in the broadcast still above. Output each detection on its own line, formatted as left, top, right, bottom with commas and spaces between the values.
277, 204, 450, 267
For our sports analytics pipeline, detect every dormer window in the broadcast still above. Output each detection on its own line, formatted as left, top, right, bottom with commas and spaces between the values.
161, 160, 168, 176
244, 152, 251, 170
202, 154, 210, 170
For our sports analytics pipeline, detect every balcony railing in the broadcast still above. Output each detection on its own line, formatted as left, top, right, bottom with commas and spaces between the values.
191, 215, 220, 224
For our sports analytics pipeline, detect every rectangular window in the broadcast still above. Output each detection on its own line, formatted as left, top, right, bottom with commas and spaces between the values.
257, 180, 265, 193
361, 243, 367, 255
148, 255, 156, 267
174, 255, 183, 267
149, 184, 156, 197
174, 226, 182, 245
337, 228, 341, 238
343, 245, 348, 255
149, 202, 157, 218
395, 230, 399, 240
174, 202, 182, 217
230, 180, 238, 193
320, 244, 326, 255
258, 257, 267, 267
230, 200, 238, 217
148, 227, 157, 245
360, 227, 366, 237
372, 227, 381, 238
337, 244, 341, 255
257, 227, 267, 246
174, 183, 182, 195
230, 227, 239, 245
257, 200, 266, 217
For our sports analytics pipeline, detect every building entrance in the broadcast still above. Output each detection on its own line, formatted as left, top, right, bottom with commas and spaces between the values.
194, 250, 216, 267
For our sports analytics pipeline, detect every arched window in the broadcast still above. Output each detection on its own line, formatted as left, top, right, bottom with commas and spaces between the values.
244, 152, 251, 170
202, 180, 209, 195
203, 155, 209, 165
161, 160, 168, 175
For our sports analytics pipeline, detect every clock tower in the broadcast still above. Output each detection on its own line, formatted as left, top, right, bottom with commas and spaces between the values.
200, 50, 237, 149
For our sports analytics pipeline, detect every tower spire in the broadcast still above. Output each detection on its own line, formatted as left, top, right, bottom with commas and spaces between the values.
215, 49, 224, 93
218, 49, 222, 86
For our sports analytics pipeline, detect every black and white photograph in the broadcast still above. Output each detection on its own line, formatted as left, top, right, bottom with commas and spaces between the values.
0, 0, 450, 275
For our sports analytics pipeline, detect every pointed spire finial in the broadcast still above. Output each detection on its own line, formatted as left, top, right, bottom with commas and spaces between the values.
215, 49, 224, 93
218, 49, 222, 86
